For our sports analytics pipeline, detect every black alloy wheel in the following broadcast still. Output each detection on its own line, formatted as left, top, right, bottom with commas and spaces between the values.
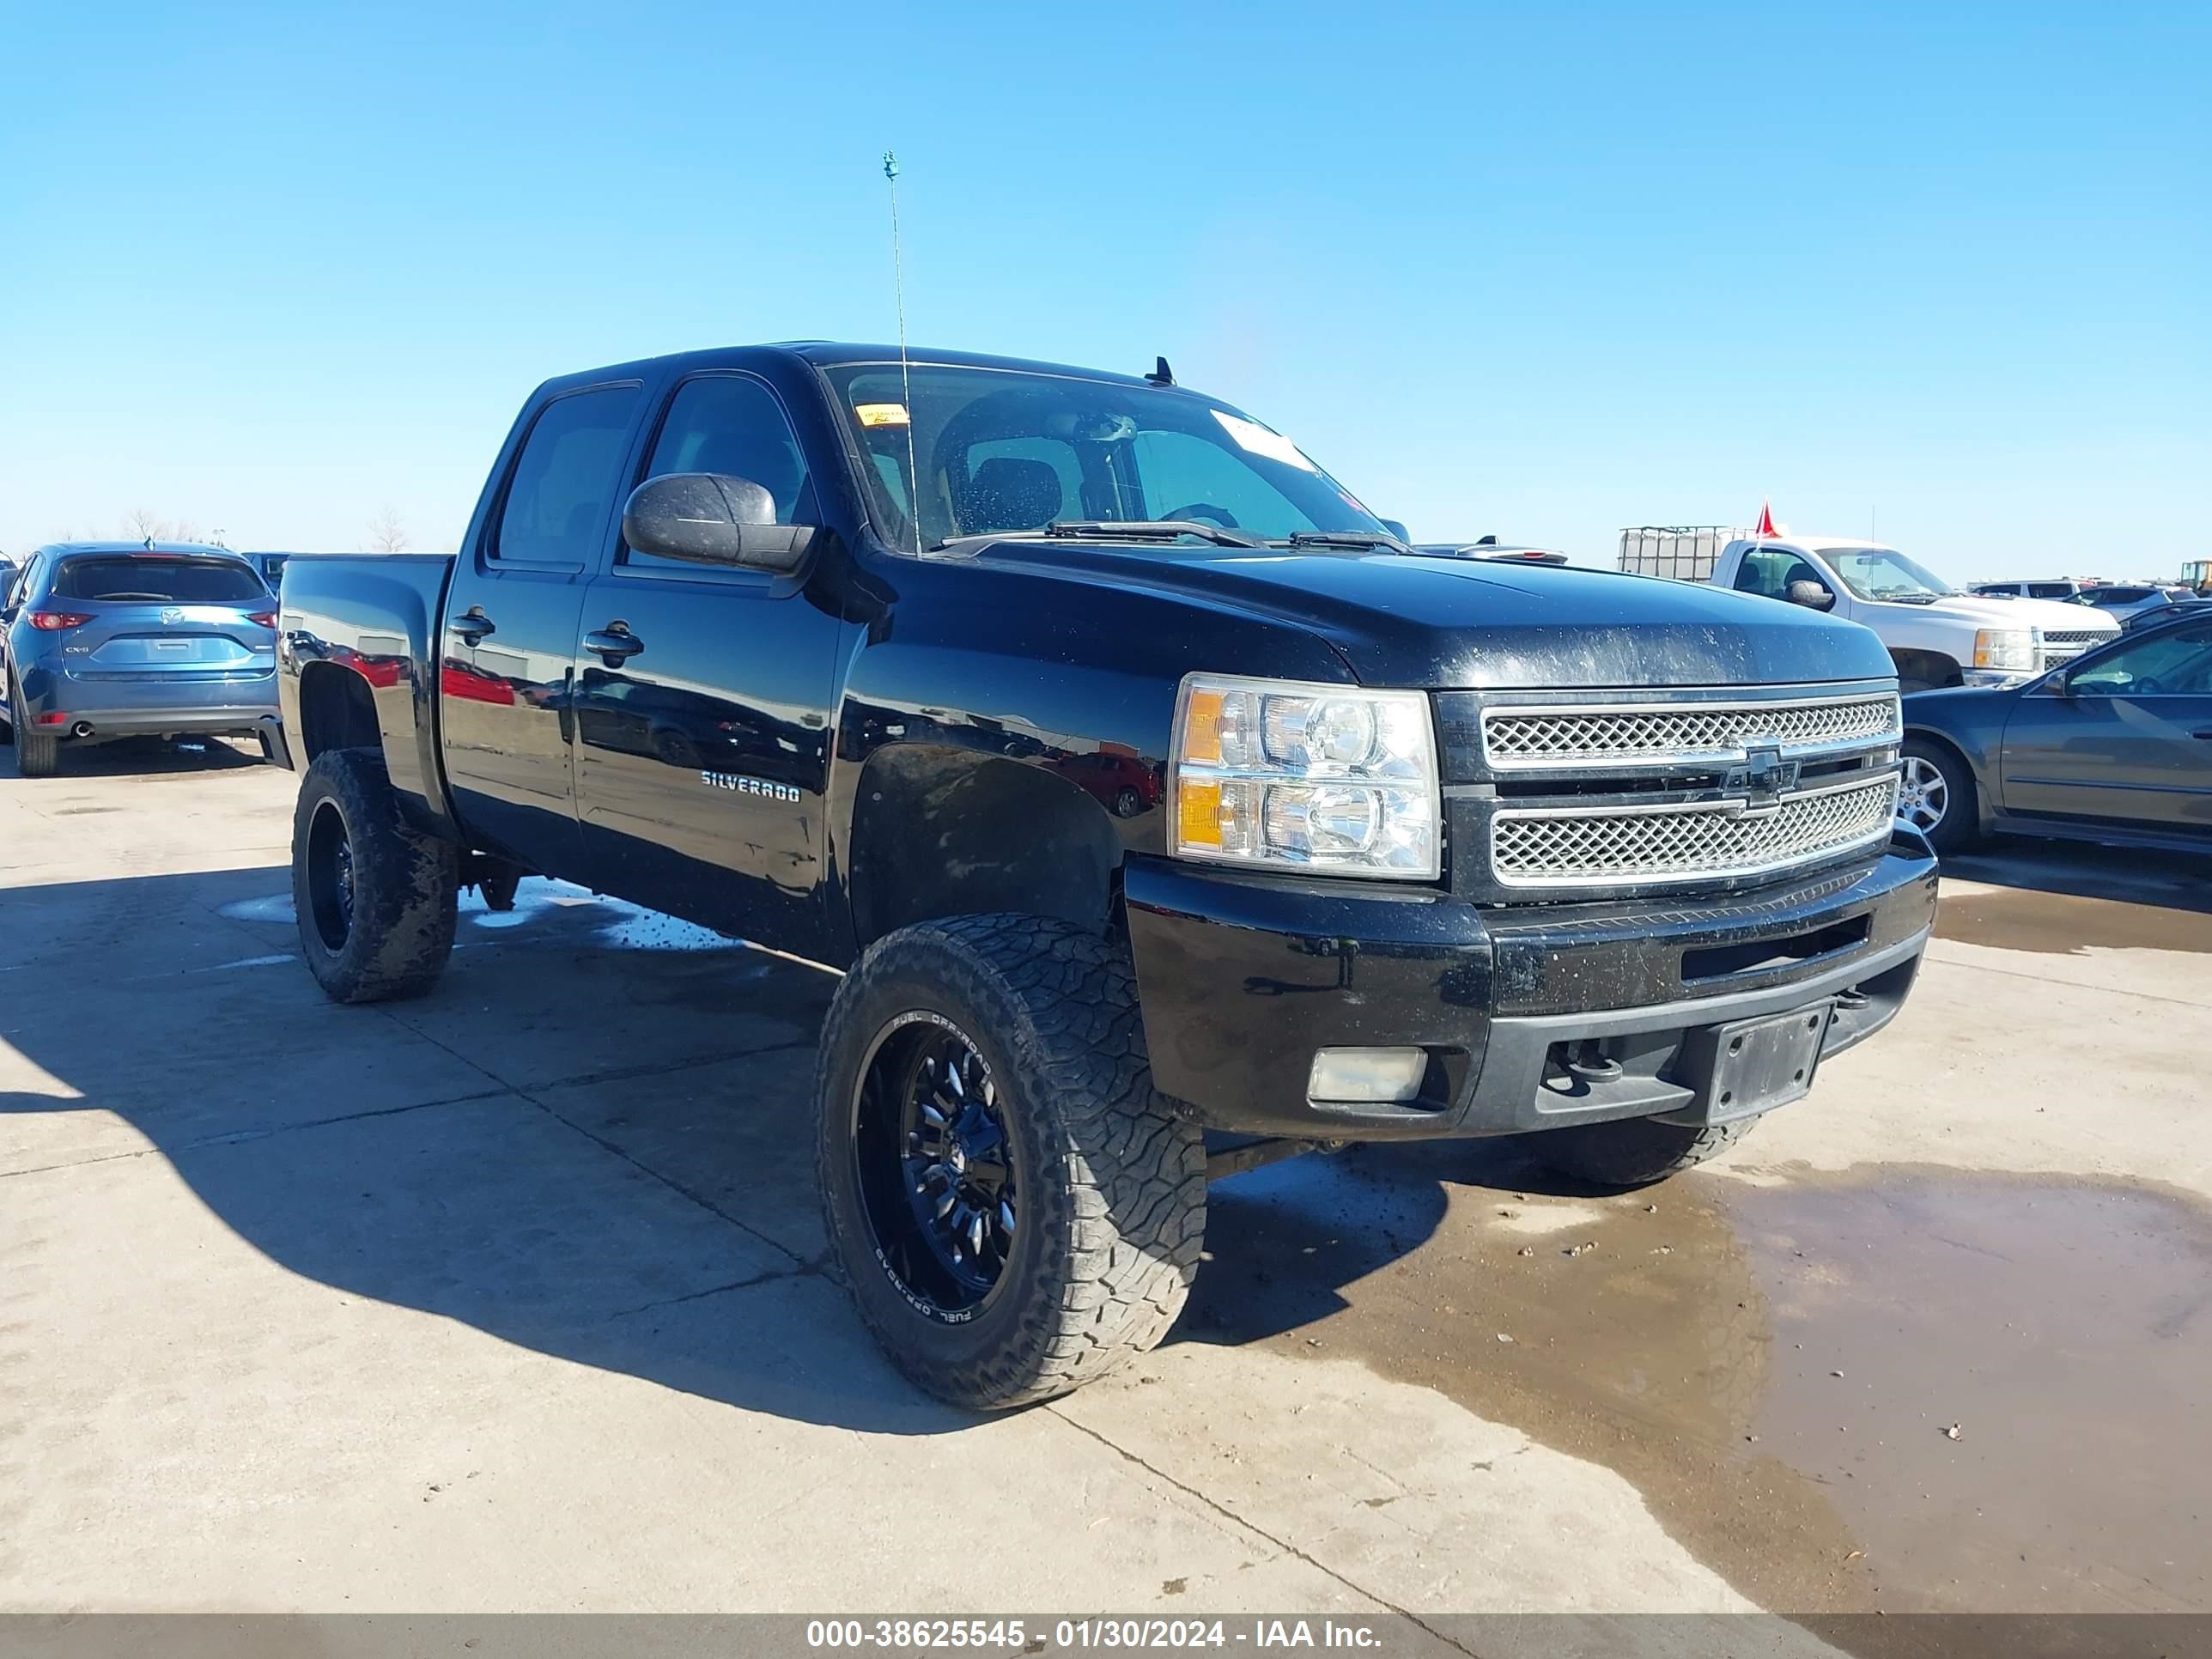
854, 1013, 1018, 1316
305, 797, 356, 951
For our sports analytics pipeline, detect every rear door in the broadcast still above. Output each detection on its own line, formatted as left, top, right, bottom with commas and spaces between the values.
47, 551, 274, 688
1999, 619, 2212, 833
440, 381, 643, 877
571, 370, 842, 953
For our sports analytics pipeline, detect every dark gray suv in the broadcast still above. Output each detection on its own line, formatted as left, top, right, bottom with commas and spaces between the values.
1, 541, 278, 776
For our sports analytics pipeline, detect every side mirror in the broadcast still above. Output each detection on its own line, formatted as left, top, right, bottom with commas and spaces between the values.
1784, 580, 1836, 612
622, 473, 818, 574
1379, 519, 1412, 544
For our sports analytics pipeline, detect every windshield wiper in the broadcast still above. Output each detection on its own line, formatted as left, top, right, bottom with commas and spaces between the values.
927, 520, 1265, 555
1281, 529, 1413, 555
1046, 519, 1265, 549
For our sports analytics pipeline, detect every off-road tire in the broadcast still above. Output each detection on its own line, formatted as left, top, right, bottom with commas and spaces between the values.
1901, 736, 1978, 855
9, 675, 58, 777
817, 915, 1206, 1410
292, 746, 459, 1004
1541, 1114, 1757, 1191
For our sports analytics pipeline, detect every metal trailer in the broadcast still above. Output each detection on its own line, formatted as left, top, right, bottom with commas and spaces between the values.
1618, 526, 1747, 582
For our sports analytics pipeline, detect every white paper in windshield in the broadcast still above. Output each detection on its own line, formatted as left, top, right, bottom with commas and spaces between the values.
1212, 410, 1319, 472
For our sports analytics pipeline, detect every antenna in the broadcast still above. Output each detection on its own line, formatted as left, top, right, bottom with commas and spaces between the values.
884, 151, 922, 556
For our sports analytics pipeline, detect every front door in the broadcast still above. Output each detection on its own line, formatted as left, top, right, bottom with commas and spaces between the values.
2000, 619, 2212, 833
571, 371, 842, 957
441, 381, 643, 878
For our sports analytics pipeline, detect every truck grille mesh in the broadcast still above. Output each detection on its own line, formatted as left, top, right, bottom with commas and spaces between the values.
2042, 630, 2106, 645
1483, 695, 1900, 768
1491, 776, 1899, 888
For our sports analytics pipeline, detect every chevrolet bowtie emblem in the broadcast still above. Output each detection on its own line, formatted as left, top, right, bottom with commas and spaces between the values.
1729, 745, 1800, 815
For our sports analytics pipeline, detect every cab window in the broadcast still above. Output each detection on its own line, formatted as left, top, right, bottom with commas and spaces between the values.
1733, 548, 1826, 601
624, 375, 816, 571
493, 385, 641, 566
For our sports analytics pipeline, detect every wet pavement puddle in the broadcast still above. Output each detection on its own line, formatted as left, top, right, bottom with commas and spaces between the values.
1183, 1146, 2212, 1617
1935, 885, 2212, 956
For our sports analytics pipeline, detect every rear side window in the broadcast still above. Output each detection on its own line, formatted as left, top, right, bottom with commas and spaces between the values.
1733, 548, 1824, 600
495, 386, 641, 564
53, 556, 267, 603
624, 375, 815, 570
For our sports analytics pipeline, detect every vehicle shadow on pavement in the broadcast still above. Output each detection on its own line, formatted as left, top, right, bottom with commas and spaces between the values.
1183, 1139, 1602, 1350
0, 866, 1562, 1433
0, 733, 264, 781
1938, 840, 2211, 911
0, 866, 963, 1435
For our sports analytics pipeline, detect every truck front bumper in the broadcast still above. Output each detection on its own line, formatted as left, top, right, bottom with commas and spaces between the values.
1124, 830, 1940, 1141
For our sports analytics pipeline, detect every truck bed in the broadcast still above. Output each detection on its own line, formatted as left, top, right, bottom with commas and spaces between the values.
275, 553, 458, 827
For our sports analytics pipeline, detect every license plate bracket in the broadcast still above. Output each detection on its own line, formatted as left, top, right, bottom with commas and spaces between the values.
1671, 1001, 1834, 1123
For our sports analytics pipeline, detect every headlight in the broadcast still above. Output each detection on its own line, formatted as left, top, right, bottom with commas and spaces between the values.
1170, 673, 1441, 878
1972, 628, 2037, 671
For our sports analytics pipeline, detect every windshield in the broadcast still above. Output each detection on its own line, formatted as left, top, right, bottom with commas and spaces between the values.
1822, 546, 1959, 602
822, 363, 1387, 551
54, 556, 268, 603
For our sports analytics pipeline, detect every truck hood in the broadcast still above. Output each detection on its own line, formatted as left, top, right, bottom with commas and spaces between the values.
969, 541, 1895, 690
1906, 594, 2118, 634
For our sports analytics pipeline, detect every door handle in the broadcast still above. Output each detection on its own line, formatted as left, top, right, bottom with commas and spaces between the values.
584, 624, 644, 667
451, 609, 495, 645
2191, 728, 2212, 740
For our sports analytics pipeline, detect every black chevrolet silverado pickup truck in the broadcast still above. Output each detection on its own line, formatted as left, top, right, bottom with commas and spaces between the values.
273, 343, 1937, 1407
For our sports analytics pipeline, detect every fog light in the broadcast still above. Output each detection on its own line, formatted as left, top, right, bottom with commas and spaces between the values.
1308, 1046, 1426, 1103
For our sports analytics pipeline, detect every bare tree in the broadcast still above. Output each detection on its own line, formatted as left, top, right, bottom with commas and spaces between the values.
366, 506, 410, 555
124, 507, 169, 543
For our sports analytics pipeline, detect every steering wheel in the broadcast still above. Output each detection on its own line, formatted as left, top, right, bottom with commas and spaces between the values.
2129, 675, 2166, 696
1164, 502, 1240, 529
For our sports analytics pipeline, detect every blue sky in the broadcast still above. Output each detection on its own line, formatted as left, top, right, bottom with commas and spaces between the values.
2, 2, 2204, 579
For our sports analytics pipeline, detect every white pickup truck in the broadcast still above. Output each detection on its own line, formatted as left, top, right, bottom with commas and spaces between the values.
1620, 529, 2119, 692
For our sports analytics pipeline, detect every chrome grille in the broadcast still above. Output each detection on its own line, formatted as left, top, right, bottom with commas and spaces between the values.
1482, 694, 1901, 770
2038, 629, 2112, 670
1491, 775, 1899, 890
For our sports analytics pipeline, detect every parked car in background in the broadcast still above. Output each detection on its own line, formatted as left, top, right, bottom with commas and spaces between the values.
271, 341, 1936, 1409
1969, 579, 2099, 602
2123, 596, 2211, 632
0, 557, 16, 604
0, 542, 278, 776
245, 552, 295, 590
1899, 607, 2212, 854
2071, 583, 2201, 622
1621, 531, 2121, 691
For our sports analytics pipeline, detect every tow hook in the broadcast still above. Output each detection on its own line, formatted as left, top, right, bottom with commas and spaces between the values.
1562, 1038, 1623, 1084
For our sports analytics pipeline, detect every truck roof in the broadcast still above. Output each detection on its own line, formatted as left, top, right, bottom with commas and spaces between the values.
33, 539, 248, 559
543, 342, 1176, 397
1734, 535, 1899, 555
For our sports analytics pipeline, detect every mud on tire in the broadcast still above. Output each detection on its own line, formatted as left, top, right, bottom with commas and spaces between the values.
292, 747, 459, 1004
817, 915, 1206, 1410
1540, 1114, 1757, 1191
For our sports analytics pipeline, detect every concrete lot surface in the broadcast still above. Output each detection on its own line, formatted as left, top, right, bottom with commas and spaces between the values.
2, 738, 2207, 1638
